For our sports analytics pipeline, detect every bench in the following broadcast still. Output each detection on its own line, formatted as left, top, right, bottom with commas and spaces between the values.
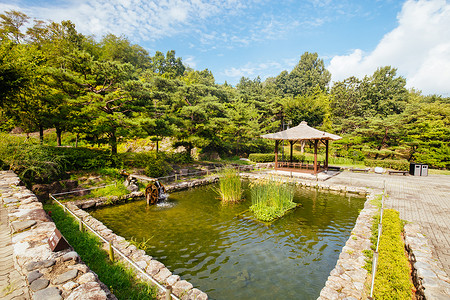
350, 168, 370, 173
388, 170, 409, 176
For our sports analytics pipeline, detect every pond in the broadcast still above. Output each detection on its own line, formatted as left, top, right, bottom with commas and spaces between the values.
90, 182, 365, 300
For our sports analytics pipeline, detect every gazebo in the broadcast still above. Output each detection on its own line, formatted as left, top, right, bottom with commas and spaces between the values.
261, 121, 342, 175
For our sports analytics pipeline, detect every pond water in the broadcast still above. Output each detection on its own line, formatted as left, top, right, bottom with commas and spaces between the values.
90, 182, 365, 300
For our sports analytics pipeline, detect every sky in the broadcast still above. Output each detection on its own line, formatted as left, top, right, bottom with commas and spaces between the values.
1, 0, 449, 96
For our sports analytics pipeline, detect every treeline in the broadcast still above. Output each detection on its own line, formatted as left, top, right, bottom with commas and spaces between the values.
1, 10, 449, 169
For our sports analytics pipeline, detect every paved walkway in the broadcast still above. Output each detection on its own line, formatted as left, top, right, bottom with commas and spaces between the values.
0, 200, 30, 299
327, 171, 450, 277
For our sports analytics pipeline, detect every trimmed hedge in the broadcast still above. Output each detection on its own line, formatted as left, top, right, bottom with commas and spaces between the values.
364, 159, 409, 171
374, 209, 414, 299
249, 153, 306, 163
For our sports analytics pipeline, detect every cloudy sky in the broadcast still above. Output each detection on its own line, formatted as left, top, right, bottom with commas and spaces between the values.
1, 0, 449, 96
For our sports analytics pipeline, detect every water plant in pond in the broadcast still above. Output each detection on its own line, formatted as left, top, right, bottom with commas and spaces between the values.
215, 168, 242, 202
249, 177, 297, 222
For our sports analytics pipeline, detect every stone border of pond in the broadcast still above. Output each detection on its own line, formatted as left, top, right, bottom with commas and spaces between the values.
2, 169, 443, 299
0, 171, 113, 300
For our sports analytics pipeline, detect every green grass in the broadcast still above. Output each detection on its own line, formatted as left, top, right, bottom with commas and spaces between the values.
45, 204, 158, 299
215, 168, 242, 202
249, 177, 297, 222
429, 169, 450, 175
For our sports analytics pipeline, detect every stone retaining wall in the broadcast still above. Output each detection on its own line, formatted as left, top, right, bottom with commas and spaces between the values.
404, 223, 450, 299
0, 171, 113, 300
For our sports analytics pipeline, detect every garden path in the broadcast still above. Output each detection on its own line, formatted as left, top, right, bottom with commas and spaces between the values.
327, 171, 450, 278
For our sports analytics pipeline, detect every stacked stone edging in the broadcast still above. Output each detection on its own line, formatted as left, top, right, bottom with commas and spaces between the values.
243, 172, 374, 299
65, 177, 215, 299
404, 223, 450, 299
0, 171, 113, 300
70, 176, 219, 210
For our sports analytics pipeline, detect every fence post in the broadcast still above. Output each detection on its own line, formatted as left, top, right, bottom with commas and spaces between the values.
79, 217, 84, 232
175, 174, 177, 182
165, 285, 172, 300
109, 242, 115, 262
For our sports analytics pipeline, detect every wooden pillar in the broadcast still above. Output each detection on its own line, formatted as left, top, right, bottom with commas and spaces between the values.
314, 140, 318, 175
325, 140, 329, 170
275, 140, 279, 170
289, 141, 294, 163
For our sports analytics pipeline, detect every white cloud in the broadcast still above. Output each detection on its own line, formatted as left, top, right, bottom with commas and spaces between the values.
328, 0, 450, 96
223, 61, 283, 80
1, 0, 253, 42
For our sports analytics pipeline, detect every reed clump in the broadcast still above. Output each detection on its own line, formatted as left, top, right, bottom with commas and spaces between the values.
216, 168, 242, 202
249, 177, 296, 222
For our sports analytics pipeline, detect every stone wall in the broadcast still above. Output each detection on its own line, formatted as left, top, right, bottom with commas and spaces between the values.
404, 223, 450, 299
0, 171, 113, 300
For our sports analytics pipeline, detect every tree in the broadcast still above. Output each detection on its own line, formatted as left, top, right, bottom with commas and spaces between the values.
0, 10, 29, 43
284, 52, 331, 97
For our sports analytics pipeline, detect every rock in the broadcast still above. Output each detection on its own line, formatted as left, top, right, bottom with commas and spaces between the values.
77, 272, 97, 284
28, 270, 43, 283
80, 200, 96, 209
53, 269, 78, 285
126, 183, 139, 192
319, 286, 339, 300
154, 267, 172, 283
135, 260, 147, 270
11, 220, 37, 233
166, 274, 180, 286
186, 288, 208, 300
69, 264, 89, 274
62, 251, 80, 262
30, 278, 50, 291
32, 286, 61, 300
173, 280, 193, 297
26, 259, 57, 271
66, 282, 107, 300
3, 197, 19, 203
146, 260, 164, 276
62, 281, 79, 291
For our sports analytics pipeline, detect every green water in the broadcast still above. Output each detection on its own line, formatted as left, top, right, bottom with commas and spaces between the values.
90, 183, 365, 300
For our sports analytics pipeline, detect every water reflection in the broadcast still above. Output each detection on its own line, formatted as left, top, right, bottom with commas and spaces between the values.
91, 182, 364, 300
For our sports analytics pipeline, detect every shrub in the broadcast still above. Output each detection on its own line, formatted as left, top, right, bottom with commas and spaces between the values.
364, 159, 409, 170
134, 152, 173, 178
0, 134, 66, 184
47, 147, 120, 171
215, 168, 242, 202
249, 177, 296, 222
374, 209, 414, 299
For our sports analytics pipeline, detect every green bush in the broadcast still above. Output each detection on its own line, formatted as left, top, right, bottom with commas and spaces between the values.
47, 147, 120, 171
374, 209, 413, 299
364, 159, 409, 170
0, 134, 66, 184
129, 152, 173, 178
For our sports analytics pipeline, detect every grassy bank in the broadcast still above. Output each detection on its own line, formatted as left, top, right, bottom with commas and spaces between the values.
45, 203, 157, 300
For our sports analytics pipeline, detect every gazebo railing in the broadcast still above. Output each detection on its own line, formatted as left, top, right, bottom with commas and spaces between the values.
276, 161, 325, 172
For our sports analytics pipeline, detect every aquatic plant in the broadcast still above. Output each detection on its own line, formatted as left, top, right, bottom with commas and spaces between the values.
215, 168, 242, 202
249, 177, 296, 222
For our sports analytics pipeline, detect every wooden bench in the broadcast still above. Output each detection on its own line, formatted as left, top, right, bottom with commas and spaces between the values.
388, 170, 409, 176
350, 168, 370, 173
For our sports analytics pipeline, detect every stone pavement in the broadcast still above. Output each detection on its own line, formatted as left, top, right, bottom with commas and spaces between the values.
0, 201, 30, 299
327, 171, 450, 278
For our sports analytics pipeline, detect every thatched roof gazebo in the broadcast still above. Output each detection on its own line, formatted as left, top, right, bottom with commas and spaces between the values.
261, 121, 342, 175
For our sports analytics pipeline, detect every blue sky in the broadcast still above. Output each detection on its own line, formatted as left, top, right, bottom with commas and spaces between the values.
1, 0, 449, 95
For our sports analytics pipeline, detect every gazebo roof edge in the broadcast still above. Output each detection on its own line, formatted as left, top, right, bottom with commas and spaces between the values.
260, 121, 342, 141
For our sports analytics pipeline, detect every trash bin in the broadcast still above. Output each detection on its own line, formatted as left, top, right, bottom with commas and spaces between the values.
421, 164, 428, 176
410, 163, 422, 176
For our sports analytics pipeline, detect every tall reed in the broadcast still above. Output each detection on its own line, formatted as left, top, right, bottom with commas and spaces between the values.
216, 168, 242, 202
250, 177, 296, 222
